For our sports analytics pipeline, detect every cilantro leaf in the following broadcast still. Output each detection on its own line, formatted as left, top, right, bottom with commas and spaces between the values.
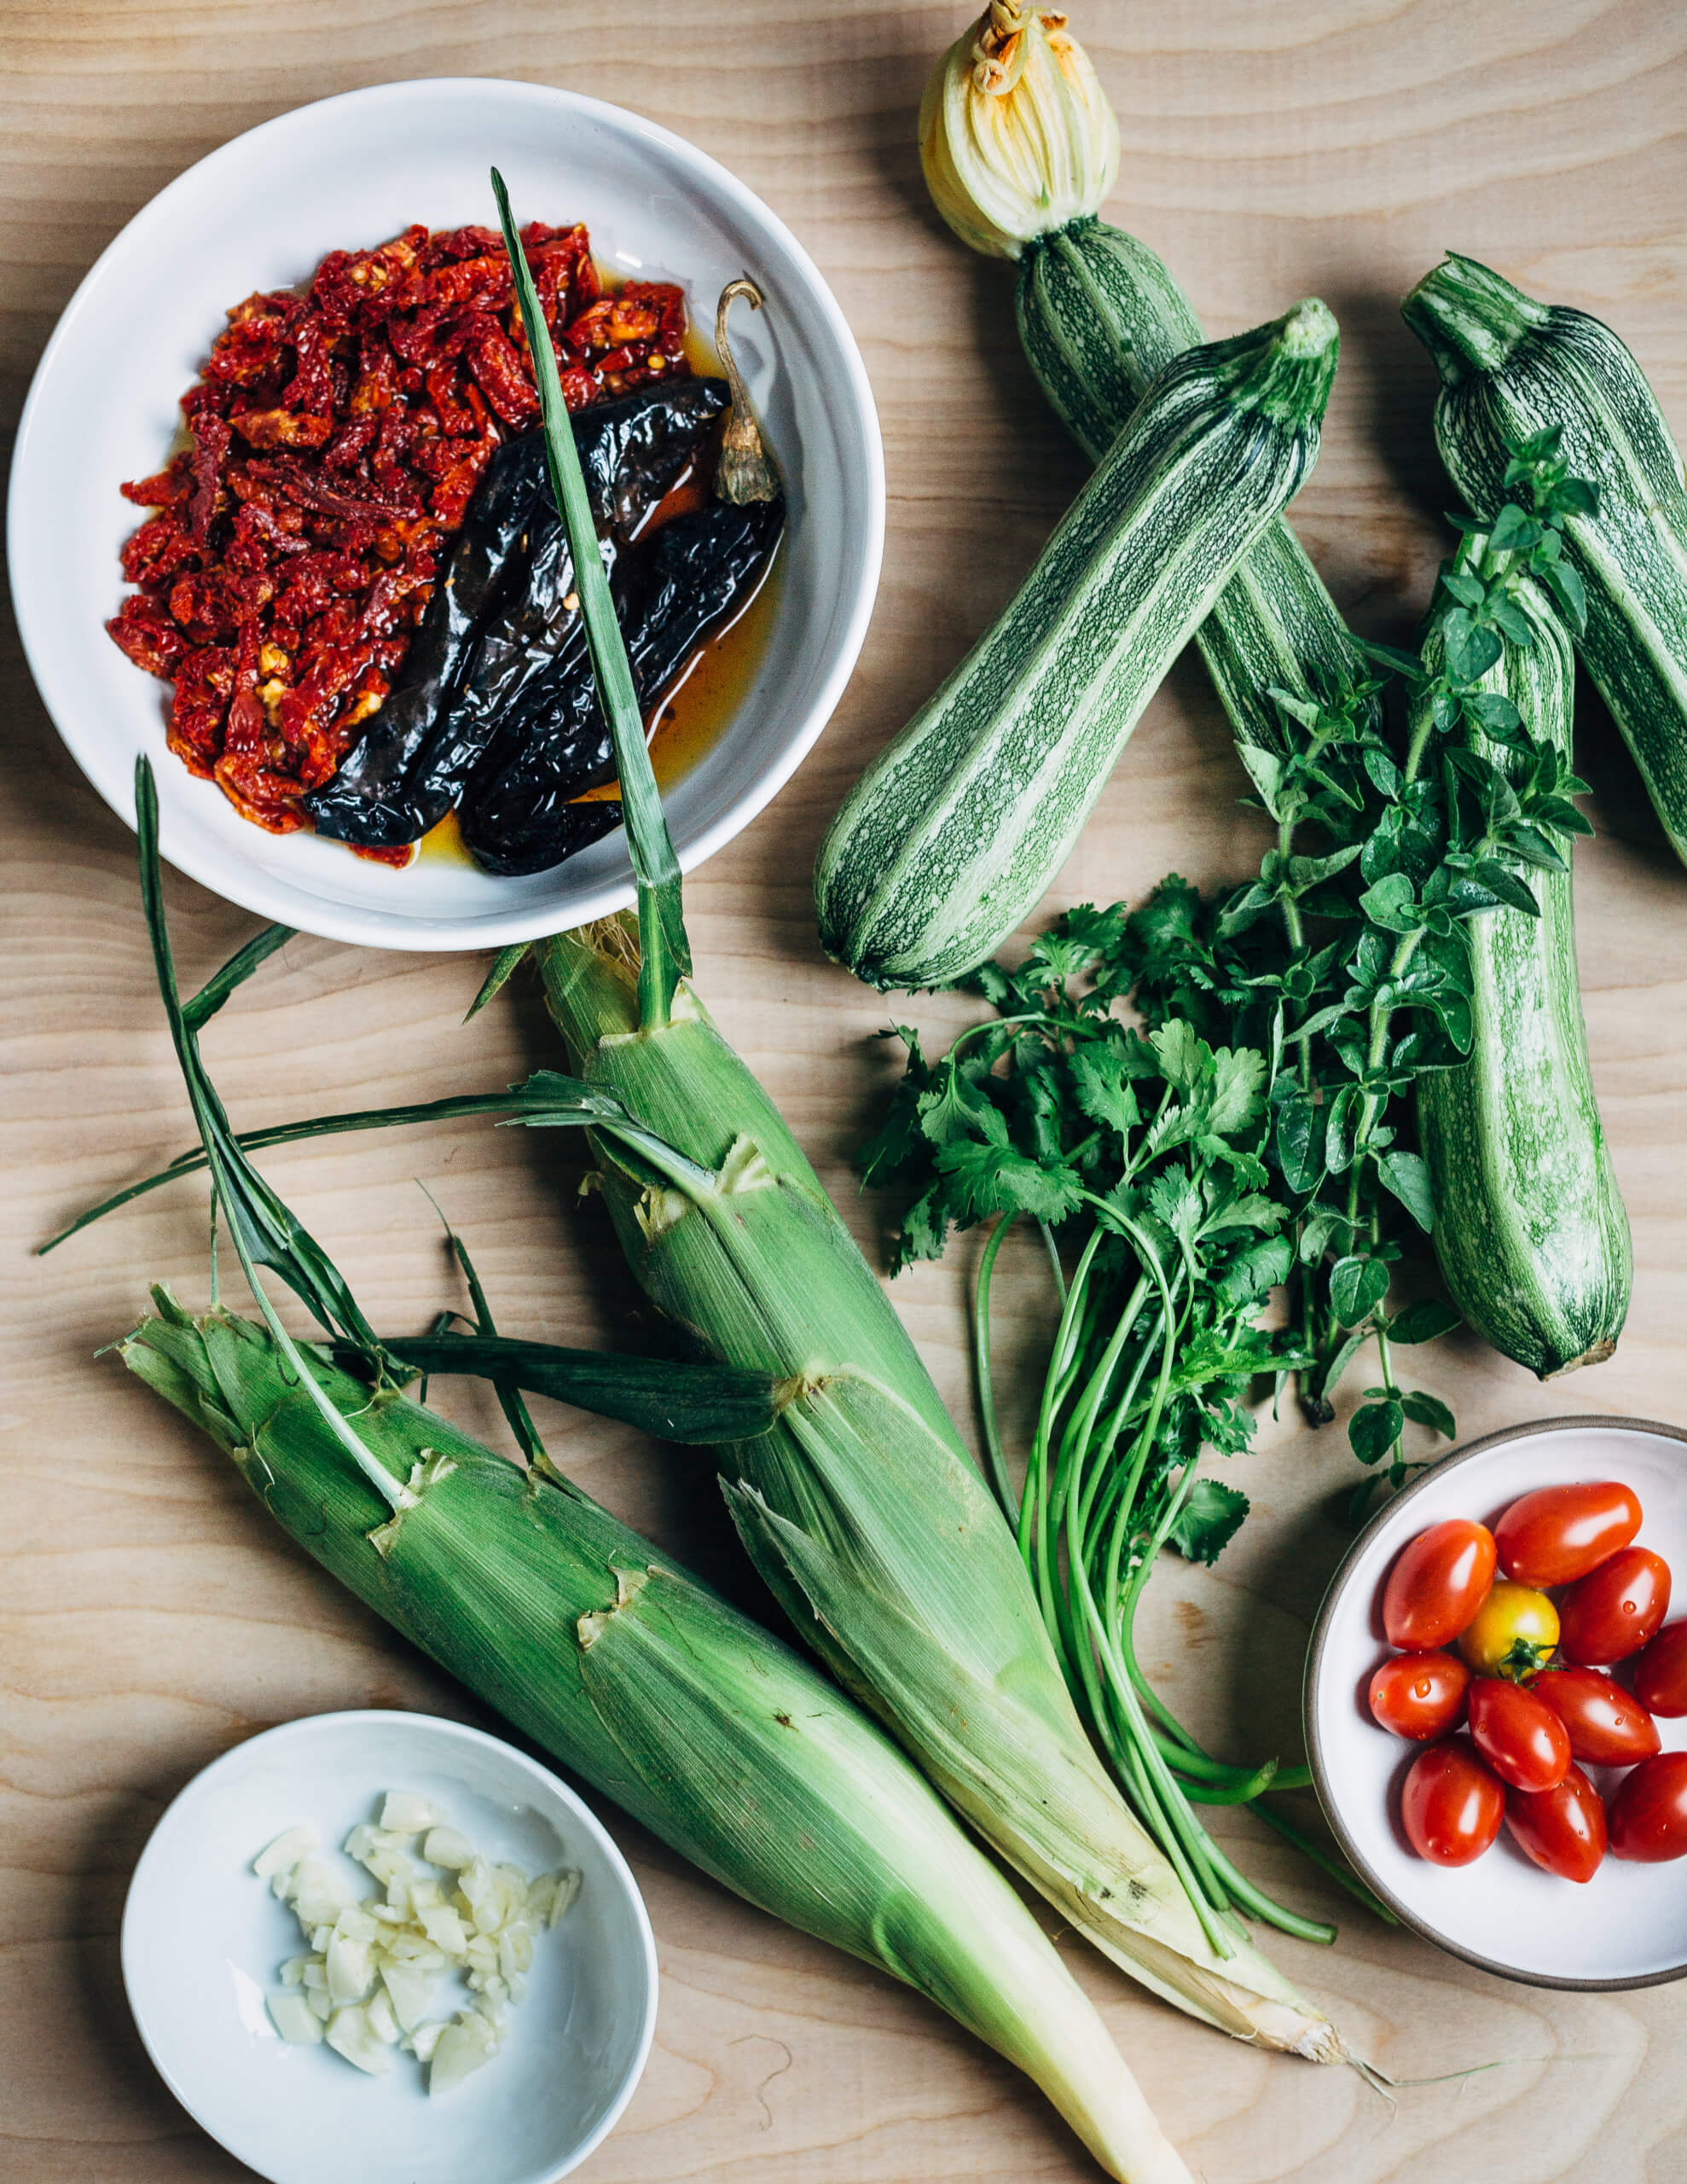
934, 1136, 1084, 1226
1068, 1043, 1141, 1138
917, 1063, 1000, 1147
1207, 1047, 1267, 1136
1168, 1478, 1250, 1565
1150, 1019, 1209, 1092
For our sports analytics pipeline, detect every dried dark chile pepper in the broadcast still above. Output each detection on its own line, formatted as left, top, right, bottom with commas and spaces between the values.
304, 378, 729, 849
300, 433, 545, 846
449, 377, 729, 742
458, 495, 783, 877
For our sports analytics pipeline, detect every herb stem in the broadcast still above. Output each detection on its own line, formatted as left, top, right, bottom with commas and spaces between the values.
972, 1215, 1018, 1521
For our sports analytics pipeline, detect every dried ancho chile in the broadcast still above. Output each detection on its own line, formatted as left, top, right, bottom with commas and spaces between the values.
461, 497, 784, 875
304, 379, 730, 849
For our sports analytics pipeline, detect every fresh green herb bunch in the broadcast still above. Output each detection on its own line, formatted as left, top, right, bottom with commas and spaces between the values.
861, 983, 1377, 1936
867, 424, 1596, 1492
1226, 424, 1596, 1483
855, 430, 1597, 1909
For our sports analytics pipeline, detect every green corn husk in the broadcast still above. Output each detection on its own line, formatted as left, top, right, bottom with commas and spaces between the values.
536, 925, 1340, 2062
124, 1294, 1191, 2184
494, 165, 1335, 2065
100, 735, 1190, 2184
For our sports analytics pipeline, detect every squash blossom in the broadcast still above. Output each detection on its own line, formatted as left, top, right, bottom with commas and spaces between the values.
920, 3, 1120, 258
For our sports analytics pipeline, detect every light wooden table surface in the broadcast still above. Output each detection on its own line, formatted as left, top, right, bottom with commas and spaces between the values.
7, 3, 1687, 2178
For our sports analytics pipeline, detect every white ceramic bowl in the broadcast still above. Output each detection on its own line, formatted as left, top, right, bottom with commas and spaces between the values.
9, 78, 883, 950
121, 1711, 658, 2183
1306, 1415, 1687, 1989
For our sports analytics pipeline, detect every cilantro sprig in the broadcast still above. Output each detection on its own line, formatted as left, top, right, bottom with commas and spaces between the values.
855, 428, 1597, 1924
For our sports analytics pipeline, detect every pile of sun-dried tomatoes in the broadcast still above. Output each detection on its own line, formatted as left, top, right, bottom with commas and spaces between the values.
107, 221, 688, 836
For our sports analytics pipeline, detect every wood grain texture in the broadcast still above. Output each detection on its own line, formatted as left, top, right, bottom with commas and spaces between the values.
6, 2, 1687, 2176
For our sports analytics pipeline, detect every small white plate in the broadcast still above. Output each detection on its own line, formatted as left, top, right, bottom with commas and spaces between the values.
1306, 1414, 1687, 1989
121, 1711, 658, 2183
8, 78, 884, 950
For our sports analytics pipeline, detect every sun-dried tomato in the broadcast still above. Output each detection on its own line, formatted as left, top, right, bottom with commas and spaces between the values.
108, 595, 188, 677
107, 218, 691, 836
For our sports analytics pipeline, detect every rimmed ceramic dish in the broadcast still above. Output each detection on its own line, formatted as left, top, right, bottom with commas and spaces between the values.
120, 1711, 658, 2184
1305, 1414, 1687, 1989
8, 77, 883, 950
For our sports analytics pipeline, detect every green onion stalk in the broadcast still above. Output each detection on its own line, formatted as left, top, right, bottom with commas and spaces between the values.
483, 177, 1346, 2060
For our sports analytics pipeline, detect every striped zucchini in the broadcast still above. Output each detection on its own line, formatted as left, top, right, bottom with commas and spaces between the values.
815, 299, 1338, 991
1403, 253, 1687, 866
1018, 217, 1370, 755
1415, 560, 1632, 1377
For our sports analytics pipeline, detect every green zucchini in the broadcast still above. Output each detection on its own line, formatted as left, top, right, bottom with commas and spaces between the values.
1403, 253, 1687, 866
1018, 217, 1371, 758
815, 299, 1338, 991
1414, 555, 1632, 1377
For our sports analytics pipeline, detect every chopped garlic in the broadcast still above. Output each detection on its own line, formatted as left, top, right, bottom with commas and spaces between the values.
422, 1825, 475, 1870
380, 1959, 436, 2034
253, 1794, 580, 2094
268, 1991, 325, 2045
253, 1823, 319, 1881
427, 2007, 500, 2094
326, 2002, 391, 2075
291, 1856, 361, 1928
418, 1903, 468, 1955
325, 1930, 373, 2008
380, 1792, 443, 1833
408, 2019, 444, 2064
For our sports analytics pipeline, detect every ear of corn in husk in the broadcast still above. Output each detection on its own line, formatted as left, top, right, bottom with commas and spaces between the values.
534, 928, 1339, 2062
484, 177, 1342, 2067
123, 1293, 1190, 2184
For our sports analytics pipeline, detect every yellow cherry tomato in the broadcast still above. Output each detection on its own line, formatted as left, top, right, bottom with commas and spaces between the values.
1458, 1579, 1560, 1682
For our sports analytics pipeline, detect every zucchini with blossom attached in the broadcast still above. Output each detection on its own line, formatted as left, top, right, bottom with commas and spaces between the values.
919, 1, 1370, 762
1404, 253, 1687, 866
814, 299, 1338, 990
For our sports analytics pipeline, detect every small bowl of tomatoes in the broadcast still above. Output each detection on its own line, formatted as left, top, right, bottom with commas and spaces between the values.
1305, 1414, 1687, 1989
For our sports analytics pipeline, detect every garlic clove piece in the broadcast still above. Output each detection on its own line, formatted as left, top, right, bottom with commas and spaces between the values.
268, 1991, 325, 2045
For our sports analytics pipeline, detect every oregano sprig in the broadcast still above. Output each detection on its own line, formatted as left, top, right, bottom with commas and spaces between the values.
1243, 426, 1596, 1496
